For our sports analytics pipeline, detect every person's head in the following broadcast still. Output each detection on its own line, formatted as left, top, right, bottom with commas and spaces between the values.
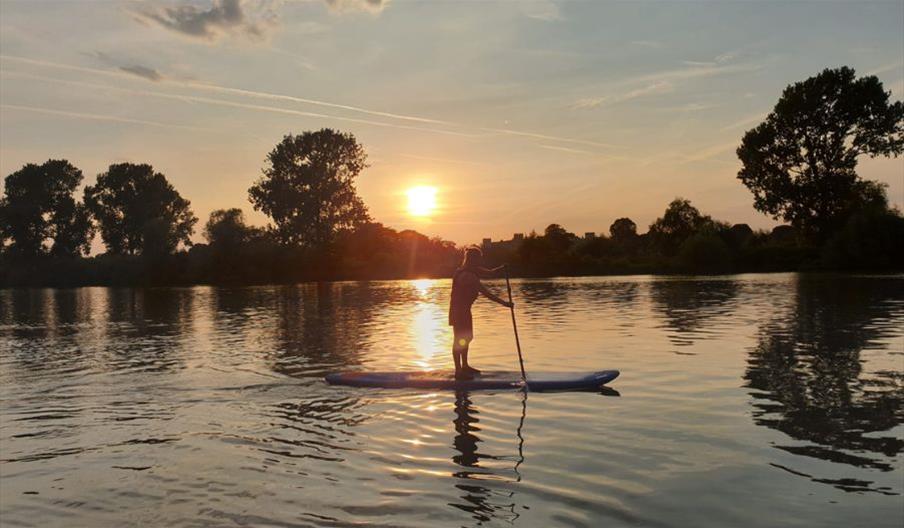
461, 246, 483, 269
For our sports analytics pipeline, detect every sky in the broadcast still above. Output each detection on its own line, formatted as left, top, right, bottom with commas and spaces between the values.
1, 0, 902, 248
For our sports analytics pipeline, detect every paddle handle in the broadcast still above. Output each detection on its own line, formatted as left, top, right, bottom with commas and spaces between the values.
504, 268, 527, 382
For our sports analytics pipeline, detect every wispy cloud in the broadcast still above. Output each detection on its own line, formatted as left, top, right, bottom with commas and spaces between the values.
571, 53, 761, 111
679, 141, 739, 164
719, 112, 767, 132
133, 0, 279, 42
397, 153, 489, 167
620, 81, 673, 101
571, 80, 673, 109
571, 96, 606, 110
324, 0, 389, 14
119, 64, 164, 82
268, 47, 317, 71
662, 102, 720, 113
88, 51, 165, 82
537, 144, 602, 156
635, 61, 759, 85
630, 40, 662, 49
521, 0, 561, 21
866, 61, 903, 77
682, 51, 739, 68
478, 125, 621, 150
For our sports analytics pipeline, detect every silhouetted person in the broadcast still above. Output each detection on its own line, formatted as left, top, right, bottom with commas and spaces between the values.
449, 246, 511, 380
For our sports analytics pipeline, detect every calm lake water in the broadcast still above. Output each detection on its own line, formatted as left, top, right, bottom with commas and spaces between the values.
1, 274, 902, 527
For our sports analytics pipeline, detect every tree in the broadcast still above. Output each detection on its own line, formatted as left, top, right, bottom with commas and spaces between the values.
726, 223, 754, 249
205, 208, 256, 251
609, 217, 638, 242
821, 207, 904, 270
543, 223, 575, 252
0, 159, 93, 257
648, 198, 713, 256
331, 222, 458, 279
676, 233, 733, 274
85, 163, 197, 255
737, 67, 904, 240
50, 197, 94, 257
248, 129, 371, 248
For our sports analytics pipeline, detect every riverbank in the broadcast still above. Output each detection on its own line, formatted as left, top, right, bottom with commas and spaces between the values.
4, 249, 902, 290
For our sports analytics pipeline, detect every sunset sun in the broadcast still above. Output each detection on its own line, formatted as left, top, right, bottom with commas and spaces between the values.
406, 186, 437, 218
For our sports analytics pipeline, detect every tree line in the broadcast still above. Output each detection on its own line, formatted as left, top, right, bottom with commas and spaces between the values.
1, 66, 902, 287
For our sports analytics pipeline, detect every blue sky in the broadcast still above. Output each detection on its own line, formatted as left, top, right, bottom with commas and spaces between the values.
1, 0, 902, 246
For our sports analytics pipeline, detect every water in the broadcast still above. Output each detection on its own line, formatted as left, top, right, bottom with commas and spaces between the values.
1, 274, 902, 527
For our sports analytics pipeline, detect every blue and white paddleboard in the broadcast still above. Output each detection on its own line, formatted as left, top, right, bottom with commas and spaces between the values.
325, 369, 619, 391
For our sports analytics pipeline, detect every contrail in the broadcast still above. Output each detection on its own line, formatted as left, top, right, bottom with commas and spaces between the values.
0, 69, 480, 138
0, 54, 623, 151
0, 54, 449, 126
0, 103, 212, 131
184, 81, 452, 125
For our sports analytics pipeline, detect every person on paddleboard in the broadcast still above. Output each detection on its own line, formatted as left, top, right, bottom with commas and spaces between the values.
449, 246, 512, 380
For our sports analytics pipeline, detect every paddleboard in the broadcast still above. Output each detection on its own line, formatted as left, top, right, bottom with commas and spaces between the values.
325, 369, 619, 391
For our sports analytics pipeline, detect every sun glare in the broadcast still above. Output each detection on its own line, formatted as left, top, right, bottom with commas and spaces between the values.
406, 186, 437, 218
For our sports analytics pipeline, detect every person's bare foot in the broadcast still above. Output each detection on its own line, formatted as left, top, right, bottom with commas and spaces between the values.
463, 365, 481, 376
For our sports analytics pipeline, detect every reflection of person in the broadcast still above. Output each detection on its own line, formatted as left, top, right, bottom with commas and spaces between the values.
450, 391, 494, 523
452, 391, 480, 467
448, 247, 512, 380
449, 391, 525, 524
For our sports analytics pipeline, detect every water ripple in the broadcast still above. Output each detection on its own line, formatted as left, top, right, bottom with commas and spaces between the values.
1, 274, 902, 527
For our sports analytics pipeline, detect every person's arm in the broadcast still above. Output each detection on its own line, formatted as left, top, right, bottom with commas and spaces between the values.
478, 282, 513, 308
474, 265, 506, 278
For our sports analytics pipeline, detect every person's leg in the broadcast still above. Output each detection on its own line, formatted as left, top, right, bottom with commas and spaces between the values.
453, 332, 475, 379
452, 338, 463, 373
460, 342, 471, 369
459, 332, 479, 375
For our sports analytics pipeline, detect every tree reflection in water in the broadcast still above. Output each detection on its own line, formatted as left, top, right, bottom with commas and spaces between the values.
744, 276, 904, 494
649, 278, 740, 348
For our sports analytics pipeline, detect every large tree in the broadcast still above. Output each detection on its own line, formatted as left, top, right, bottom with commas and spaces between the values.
248, 129, 371, 247
543, 223, 576, 252
648, 198, 713, 256
85, 163, 197, 255
609, 217, 638, 243
737, 67, 904, 240
0, 159, 93, 257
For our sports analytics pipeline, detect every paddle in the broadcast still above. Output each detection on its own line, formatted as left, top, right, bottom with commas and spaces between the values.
504, 266, 527, 384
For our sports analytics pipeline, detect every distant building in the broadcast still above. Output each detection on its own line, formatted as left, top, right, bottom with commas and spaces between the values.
476, 233, 526, 254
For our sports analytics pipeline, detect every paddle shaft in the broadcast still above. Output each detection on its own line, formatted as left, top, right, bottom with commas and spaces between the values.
504, 269, 527, 382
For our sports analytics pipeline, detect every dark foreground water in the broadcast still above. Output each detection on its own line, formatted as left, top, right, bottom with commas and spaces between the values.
1, 274, 902, 527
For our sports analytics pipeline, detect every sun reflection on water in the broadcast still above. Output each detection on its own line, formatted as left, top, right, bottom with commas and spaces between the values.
407, 279, 449, 371
412, 278, 432, 298
410, 302, 448, 370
